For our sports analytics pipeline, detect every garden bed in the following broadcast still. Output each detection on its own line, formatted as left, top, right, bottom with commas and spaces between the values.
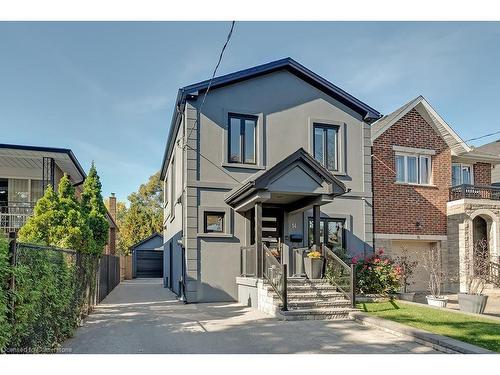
356, 300, 500, 353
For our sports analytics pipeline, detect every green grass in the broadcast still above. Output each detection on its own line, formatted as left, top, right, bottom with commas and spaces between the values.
357, 301, 500, 352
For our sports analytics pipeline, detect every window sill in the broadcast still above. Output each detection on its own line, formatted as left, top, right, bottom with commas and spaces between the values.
394, 182, 438, 188
197, 233, 233, 239
221, 162, 266, 170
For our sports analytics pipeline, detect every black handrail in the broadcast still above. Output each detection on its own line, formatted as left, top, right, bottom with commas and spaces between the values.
263, 244, 287, 311
323, 245, 356, 307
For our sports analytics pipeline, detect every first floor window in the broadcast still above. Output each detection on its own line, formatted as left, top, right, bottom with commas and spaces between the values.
228, 114, 257, 164
452, 163, 472, 186
395, 153, 432, 185
313, 123, 339, 171
308, 218, 345, 253
204, 212, 225, 233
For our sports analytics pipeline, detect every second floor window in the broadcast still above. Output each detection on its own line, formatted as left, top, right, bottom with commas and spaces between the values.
228, 114, 256, 164
313, 123, 339, 171
452, 163, 472, 186
395, 153, 432, 185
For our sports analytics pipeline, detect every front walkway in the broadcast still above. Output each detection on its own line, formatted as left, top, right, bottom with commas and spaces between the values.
63, 279, 437, 354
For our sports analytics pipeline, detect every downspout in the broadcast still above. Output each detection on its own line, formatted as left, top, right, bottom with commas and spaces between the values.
179, 103, 188, 303
370, 144, 375, 257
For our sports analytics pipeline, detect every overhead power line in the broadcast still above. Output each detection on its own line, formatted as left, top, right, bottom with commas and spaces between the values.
184, 20, 235, 145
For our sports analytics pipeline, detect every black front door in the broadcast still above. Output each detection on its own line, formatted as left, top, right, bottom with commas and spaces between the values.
262, 207, 284, 250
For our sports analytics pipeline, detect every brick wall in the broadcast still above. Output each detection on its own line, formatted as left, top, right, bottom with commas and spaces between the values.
373, 109, 451, 235
473, 162, 492, 185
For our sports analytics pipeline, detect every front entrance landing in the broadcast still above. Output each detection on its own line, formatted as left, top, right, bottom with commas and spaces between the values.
62, 279, 436, 354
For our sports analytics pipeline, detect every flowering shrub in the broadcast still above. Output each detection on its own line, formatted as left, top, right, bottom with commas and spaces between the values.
353, 249, 401, 295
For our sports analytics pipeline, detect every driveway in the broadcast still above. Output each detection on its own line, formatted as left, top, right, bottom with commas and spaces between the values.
63, 279, 437, 354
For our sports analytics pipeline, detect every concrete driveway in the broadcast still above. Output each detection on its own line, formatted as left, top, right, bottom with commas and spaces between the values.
63, 278, 437, 354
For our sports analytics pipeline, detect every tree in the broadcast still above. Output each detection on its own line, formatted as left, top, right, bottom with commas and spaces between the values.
18, 175, 91, 253
18, 184, 59, 245
52, 175, 91, 252
112, 171, 163, 255
81, 162, 109, 255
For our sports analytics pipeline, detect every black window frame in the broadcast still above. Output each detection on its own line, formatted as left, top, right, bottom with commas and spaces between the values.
313, 123, 339, 171
204, 211, 225, 233
307, 217, 346, 249
228, 113, 257, 165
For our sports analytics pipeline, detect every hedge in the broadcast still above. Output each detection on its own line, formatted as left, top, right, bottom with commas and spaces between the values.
0, 240, 98, 353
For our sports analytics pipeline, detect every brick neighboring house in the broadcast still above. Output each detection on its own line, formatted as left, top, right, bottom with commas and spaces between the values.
475, 139, 500, 185
371, 96, 500, 293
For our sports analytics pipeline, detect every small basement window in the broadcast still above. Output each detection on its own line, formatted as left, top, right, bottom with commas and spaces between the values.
204, 212, 225, 233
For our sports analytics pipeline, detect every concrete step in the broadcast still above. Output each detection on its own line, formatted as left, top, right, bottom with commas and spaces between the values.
278, 307, 355, 321
263, 284, 339, 292
284, 278, 330, 285
285, 291, 346, 299
285, 299, 352, 310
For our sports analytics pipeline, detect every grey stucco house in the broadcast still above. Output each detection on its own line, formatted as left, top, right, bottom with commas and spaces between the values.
160, 58, 381, 317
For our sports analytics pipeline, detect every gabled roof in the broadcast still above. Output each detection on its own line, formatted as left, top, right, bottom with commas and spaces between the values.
225, 148, 347, 206
130, 232, 164, 250
160, 58, 382, 179
371, 96, 472, 155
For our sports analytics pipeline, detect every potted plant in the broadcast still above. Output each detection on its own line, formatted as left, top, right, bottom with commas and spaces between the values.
395, 248, 419, 302
304, 249, 324, 279
458, 238, 490, 314
422, 244, 448, 307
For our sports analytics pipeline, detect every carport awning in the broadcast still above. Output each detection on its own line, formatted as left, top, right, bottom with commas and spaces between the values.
224, 148, 347, 213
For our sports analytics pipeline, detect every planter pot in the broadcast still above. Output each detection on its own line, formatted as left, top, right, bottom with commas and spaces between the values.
304, 257, 324, 279
426, 295, 448, 308
458, 293, 489, 314
397, 292, 416, 302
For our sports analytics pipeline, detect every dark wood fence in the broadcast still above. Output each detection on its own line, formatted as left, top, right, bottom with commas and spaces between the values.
98, 254, 121, 302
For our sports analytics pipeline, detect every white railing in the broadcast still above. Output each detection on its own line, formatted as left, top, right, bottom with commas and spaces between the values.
0, 204, 34, 234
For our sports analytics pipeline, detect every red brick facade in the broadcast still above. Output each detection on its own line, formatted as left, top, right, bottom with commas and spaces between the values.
373, 109, 451, 235
473, 162, 492, 185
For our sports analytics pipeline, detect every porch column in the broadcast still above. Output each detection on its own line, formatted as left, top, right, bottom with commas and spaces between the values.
313, 204, 321, 249
255, 202, 263, 277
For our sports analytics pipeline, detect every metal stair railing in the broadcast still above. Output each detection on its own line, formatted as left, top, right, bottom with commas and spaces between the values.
322, 245, 356, 307
263, 244, 287, 311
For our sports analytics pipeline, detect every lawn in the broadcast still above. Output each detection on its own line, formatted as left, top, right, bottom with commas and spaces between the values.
357, 300, 500, 353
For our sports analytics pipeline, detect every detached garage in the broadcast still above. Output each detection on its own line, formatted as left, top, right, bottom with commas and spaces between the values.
131, 233, 164, 278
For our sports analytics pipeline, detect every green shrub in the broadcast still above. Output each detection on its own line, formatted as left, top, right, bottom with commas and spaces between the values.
0, 237, 11, 352
353, 249, 401, 295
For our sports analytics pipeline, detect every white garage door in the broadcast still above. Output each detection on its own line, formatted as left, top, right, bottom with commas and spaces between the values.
391, 240, 434, 293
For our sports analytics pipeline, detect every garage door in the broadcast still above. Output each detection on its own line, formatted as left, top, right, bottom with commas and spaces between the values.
136, 250, 164, 278
391, 241, 433, 292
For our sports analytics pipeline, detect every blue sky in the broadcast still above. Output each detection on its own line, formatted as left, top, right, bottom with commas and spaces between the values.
1, 21, 499, 202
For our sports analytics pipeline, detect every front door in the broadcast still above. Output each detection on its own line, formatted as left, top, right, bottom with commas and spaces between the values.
262, 207, 284, 251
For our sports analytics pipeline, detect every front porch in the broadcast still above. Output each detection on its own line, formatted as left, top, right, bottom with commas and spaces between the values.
447, 190, 500, 293
225, 148, 357, 319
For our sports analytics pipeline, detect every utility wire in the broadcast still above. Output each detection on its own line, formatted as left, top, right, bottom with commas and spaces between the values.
184, 21, 235, 145
175, 21, 242, 186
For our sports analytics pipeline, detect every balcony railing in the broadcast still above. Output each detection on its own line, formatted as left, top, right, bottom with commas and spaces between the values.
0, 203, 35, 234
449, 184, 500, 201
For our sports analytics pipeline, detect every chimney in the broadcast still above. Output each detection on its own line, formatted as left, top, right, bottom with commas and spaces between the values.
109, 193, 117, 222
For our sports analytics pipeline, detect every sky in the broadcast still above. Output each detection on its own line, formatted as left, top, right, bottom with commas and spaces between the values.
1, 21, 500, 202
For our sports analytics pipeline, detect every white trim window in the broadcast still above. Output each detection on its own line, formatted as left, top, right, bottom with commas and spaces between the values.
452, 163, 473, 186
395, 153, 432, 185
